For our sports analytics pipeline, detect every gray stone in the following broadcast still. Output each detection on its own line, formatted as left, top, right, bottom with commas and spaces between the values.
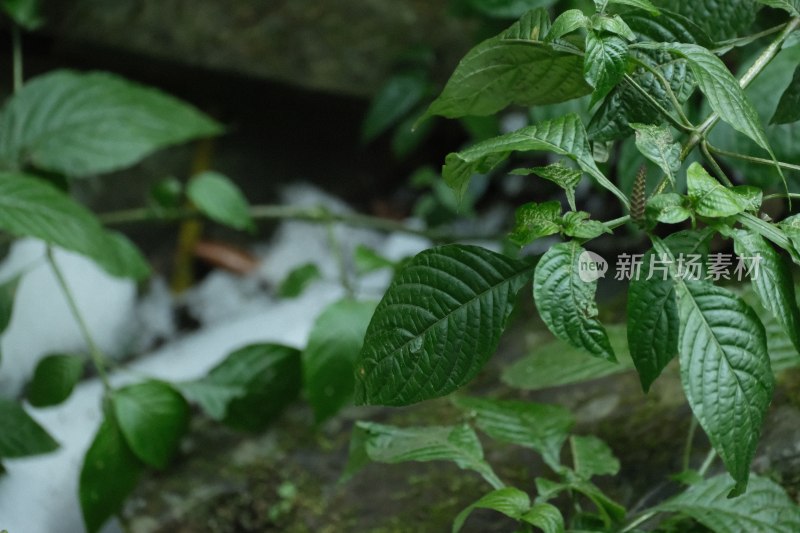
42, 0, 475, 96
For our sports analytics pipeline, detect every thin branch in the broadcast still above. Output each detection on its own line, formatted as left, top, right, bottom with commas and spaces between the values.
706, 143, 800, 174
700, 141, 734, 186
11, 25, 23, 92
46, 247, 111, 391
712, 23, 787, 54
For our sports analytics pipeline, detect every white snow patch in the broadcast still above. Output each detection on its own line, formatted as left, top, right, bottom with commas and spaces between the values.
0, 183, 433, 533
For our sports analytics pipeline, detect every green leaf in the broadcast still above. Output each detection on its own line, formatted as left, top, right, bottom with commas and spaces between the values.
771, 65, 800, 125
584, 32, 629, 107
646, 193, 692, 224
511, 162, 582, 210
79, 413, 144, 533
709, 45, 800, 187
502, 324, 633, 391
686, 162, 746, 217
0, 70, 222, 176
569, 479, 627, 525
545, 9, 589, 41
443, 113, 628, 205
639, 42, 786, 192
112, 380, 189, 469
508, 201, 562, 246
355, 245, 533, 406
277, 262, 321, 298
26, 353, 84, 407
186, 171, 254, 232
0, 274, 21, 336
675, 279, 772, 496
570, 435, 620, 479
179, 343, 301, 431
592, 14, 637, 41
361, 72, 429, 142
501, 7, 553, 40
453, 487, 531, 533
627, 230, 711, 391
731, 186, 762, 212
731, 229, 800, 356
467, 0, 558, 19
426, 13, 590, 119
348, 421, 502, 487
588, 10, 705, 141
452, 396, 574, 470
0, 397, 59, 458
561, 211, 611, 240
303, 299, 377, 423
754, 0, 800, 16
0, 172, 150, 279
1, 0, 42, 30
534, 241, 615, 361
653, 0, 758, 41
608, 0, 660, 15
522, 503, 564, 532
630, 123, 681, 185
657, 474, 800, 532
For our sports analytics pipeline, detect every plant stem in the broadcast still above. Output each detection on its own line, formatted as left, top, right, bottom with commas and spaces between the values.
620, 510, 658, 532
700, 141, 734, 186
706, 143, 800, 174
629, 57, 695, 130
712, 23, 787, 53
326, 220, 353, 297
698, 448, 717, 476
11, 25, 23, 92
99, 205, 494, 243
682, 417, 698, 471
764, 192, 800, 201
46, 247, 111, 391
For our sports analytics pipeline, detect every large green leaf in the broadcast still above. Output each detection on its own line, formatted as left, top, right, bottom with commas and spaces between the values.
303, 299, 377, 422
653, 0, 758, 41
79, 413, 144, 533
584, 32, 629, 107
0, 172, 150, 279
511, 162, 582, 210
657, 474, 800, 532
346, 422, 503, 488
0, 70, 221, 176
533, 241, 615, 361
444, 113, 627, 205
545, 9, 589, 41
522, 503, 565, 533
425, 10, 590, 119
354, 245, 533, 406
26, 353, 84, 407
0, 397, 58, 458
675, 279, 772, 496
178, 343, 301, 431
502, 325, 633, 391
639, 43, 785, 189
731, 229, 800, 355
112, 380, 189, 469
186, 171, 254, 232
452, 396, 574, 470
627, 230, 711, 392
453, 487, 532, 533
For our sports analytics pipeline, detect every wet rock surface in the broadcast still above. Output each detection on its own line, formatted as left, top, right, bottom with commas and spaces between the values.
117, 306, 800, 532
42, 1, 475, 97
